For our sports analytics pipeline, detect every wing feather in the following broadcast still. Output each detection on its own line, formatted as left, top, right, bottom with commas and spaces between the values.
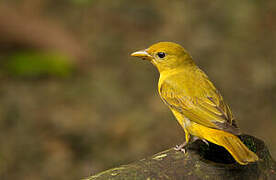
159, 74, 240, 135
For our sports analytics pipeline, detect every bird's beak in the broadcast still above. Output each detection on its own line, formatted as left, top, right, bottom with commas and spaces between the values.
131, 49, 151, 60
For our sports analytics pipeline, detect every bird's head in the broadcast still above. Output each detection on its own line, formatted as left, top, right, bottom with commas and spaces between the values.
131, 42, 194, 72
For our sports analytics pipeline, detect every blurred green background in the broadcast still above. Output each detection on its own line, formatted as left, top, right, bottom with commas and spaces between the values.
0, 0, 275, 179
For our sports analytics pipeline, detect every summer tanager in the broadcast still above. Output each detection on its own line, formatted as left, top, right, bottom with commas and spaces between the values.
131, 42, 258, 165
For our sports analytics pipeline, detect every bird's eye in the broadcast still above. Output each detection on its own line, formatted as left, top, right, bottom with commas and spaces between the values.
157, 52, 166, 58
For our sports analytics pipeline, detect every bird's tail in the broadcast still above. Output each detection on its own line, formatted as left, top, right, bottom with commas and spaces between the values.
189, 124, 259, 165
205, 129, 259, 165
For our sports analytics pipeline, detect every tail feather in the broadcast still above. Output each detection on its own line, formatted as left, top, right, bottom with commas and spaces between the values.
188, 123, 259, 165
220, 135, 259, 165
208, 131, 259, 165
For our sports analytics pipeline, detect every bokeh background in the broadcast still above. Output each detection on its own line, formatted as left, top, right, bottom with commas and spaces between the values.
0, 0, 275, 179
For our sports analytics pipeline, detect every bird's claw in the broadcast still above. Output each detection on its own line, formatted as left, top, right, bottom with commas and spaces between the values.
174, 144, 186, 153
202, 139, 209, 146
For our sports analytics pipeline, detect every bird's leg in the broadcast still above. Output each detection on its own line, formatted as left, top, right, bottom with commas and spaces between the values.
202, 139, 209, 146
174, 129, 193, 153
175, 136, 199, 153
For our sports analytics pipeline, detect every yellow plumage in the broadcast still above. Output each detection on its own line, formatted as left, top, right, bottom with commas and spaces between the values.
131, 42, 258, 165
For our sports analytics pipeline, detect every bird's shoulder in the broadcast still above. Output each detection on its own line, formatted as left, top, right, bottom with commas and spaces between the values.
158, 67, 215, 97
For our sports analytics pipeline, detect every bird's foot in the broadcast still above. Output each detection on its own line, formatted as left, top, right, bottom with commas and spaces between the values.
202, 139, 209, 146
174, 142, 188, 153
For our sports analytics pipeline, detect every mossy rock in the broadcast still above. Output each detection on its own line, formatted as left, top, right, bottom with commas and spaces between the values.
85, 135, 276, 180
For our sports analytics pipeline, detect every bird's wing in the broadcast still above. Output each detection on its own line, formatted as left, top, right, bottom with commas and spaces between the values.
159, 77, 240, 135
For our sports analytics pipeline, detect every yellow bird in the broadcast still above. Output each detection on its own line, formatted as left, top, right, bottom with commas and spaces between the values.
131, 42, 258, 165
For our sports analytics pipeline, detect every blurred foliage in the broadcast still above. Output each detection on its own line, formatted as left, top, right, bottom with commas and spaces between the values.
1, 51, 74, 78
0, 0, 275, 180
70, 0, 96, 5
